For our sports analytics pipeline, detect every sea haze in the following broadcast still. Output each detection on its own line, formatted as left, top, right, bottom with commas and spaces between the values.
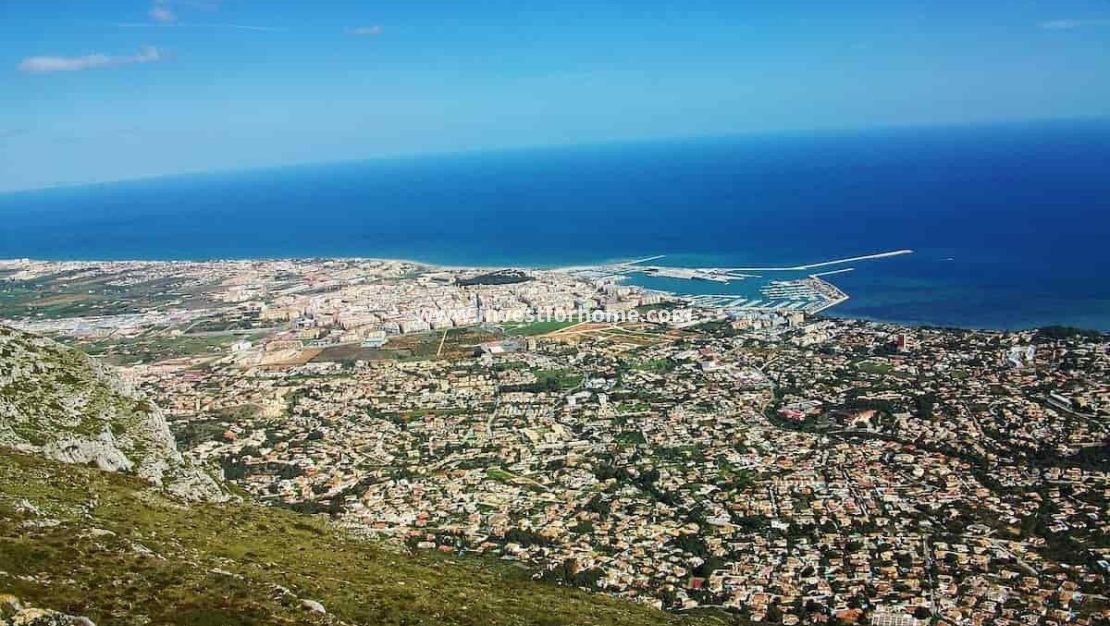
1, 119, 1108, 330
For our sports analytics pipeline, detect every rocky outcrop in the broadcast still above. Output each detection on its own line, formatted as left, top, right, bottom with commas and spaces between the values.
0, 325, 225, 501
0, 595, 95, 626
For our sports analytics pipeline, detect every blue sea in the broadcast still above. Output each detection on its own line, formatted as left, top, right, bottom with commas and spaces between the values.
2, 119, 1109, 330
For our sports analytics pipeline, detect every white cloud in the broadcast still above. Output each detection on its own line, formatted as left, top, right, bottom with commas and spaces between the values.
149, 0, 177, 23
150, 5, 177, 23
125, 0, 282, 33
18, 47, 163, 73
1040, 18, 1110, 30
348, 25, 383, 37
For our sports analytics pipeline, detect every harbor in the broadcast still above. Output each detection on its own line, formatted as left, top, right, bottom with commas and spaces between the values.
562, 250, 904, 316
683, 276, 848, 315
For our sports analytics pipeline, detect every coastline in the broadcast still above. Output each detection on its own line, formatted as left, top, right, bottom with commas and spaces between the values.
4, 255, 1106, 334
4, 123, 1109, 333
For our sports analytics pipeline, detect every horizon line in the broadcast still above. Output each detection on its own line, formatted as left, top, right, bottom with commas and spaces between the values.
2, 114, 1108, 197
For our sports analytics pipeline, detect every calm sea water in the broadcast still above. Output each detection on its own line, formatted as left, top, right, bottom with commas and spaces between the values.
2, 120, 1109, 330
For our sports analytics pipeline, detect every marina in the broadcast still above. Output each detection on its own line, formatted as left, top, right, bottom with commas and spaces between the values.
567, 250, 895, 317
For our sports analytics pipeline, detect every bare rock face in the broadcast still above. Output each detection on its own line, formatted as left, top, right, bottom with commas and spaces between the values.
4, 608, 96, 626
0, 325, 225, 501
42, 431, 134, 473
0, 594, 96, 626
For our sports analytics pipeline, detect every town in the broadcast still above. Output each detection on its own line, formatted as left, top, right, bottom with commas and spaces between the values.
1, 257, 1107, 625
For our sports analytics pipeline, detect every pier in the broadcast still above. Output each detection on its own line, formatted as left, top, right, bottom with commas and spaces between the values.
719, 249, 912, 272
811, 267, 855, 277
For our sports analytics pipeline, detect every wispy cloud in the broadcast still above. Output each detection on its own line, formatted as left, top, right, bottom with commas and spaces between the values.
149, 0, 176, 23
18, 46, 163, 73
1040, 18, 1110, 30
347, 25, 383, 37
132, 0, 282, 31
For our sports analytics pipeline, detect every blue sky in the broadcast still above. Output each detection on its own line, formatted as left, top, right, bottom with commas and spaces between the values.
1, 0, 1108, 192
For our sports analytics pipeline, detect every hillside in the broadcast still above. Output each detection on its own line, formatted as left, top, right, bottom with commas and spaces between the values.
0, 325, 721, 626
0, 450, 723, 626
0, 325, 222, 501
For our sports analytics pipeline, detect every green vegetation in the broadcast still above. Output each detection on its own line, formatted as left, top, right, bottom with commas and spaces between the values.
617, 401, 651, 414
624, 358, 676, 374
1036, 326, 1105, 341
533, 369, 584, 391
854, 359, 892, 375
172, 418, 233, 449
687, 320, 740, 337
716, 462, 756, 492
0, 450, 720, 626
456, 270, 532, 286
501, 368, 584, 393
0, 275, 198, 320
615, 431, 647, 445
0, 282, 113, 318
81, 332, 245, 365
485, 467, 516, 482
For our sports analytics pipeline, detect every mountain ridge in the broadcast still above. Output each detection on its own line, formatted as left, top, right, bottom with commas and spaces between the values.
0, 325, 224, 501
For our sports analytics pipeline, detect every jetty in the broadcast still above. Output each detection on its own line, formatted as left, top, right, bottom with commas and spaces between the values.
718, 249, 912, 272
563, 249, 906, 316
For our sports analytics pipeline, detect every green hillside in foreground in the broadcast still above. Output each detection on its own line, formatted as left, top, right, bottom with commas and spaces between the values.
0, 450, 724, 626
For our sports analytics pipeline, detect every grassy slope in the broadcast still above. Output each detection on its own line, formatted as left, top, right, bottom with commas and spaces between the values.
0, 451, 723, 626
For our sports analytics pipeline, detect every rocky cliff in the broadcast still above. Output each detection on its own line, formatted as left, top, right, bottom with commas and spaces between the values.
0, 325, 224, 501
